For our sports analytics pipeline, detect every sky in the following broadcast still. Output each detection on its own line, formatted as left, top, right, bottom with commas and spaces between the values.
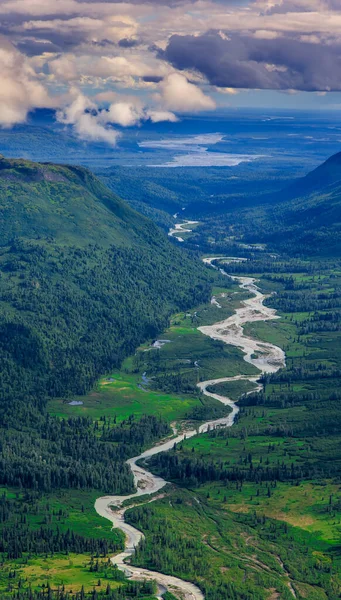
1, 0, 341, 144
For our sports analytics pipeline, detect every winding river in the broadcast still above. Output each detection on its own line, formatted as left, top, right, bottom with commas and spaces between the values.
95, 257, 286, 600
168, 220, 199, 242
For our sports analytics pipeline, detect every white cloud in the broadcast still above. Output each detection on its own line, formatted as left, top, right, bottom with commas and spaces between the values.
57, 89, 180, 144
0, 0, 339, 122
94, 90, 119, 104
147, 110, 178, 122
21, 15, 138, 45
0, 36, 51, 127
57, 91, 120, 145
101, 101, 144, 127
87, 54, 170, 82
49, 54, 78, 81
159, 73, 216, 112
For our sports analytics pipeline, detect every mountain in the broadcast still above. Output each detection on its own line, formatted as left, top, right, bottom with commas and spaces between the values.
0, 156, 212, 420
282, 150, 341, 202
211, 151, 341, 256
0, 155, 159, 246
268, 151, 341, 253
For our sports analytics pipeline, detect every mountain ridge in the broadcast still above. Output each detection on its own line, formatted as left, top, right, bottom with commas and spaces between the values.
0, 155, 162, 247
0, 156, 212, 416
215, 149, 341, 255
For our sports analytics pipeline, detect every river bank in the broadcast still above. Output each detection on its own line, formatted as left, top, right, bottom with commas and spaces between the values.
95, 257, 286, 600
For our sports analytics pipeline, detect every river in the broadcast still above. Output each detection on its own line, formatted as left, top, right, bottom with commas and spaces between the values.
95, 256, 286, 600
168, 220, 199, 242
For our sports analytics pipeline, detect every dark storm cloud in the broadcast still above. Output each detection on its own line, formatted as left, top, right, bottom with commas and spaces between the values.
15, 39, 62, 56
118, 37, 140, 48
142, 74, 163, 82
161, 32, 341, 91
91, 39, 116, 47
22, 28, 86, 51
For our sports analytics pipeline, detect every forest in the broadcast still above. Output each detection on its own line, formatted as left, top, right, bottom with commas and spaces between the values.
0, 157, 216, 598
128, 255, 341, 599
1, 152, 341, 599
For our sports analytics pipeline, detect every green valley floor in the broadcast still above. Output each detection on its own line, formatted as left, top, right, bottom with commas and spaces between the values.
1, 255, 341, 600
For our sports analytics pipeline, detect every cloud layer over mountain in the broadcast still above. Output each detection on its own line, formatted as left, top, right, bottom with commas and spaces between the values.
0, 0, 340, 141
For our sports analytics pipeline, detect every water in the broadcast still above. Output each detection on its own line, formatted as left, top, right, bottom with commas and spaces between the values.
94, 258, 286, 600
1, 109, 340, 177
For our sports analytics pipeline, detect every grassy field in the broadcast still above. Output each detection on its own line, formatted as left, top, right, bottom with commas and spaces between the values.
48, 369, 200, 423
133, 258, 341, 600
5, 256, 341, 599
0, 553, 122, 594
127, 487, 341, 600
210, 480, 341, 543
48, 274, 256, 424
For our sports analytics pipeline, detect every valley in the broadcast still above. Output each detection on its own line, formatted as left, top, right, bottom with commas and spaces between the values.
127, 256, 341, 600
93, 258, 286, 600
19, 250, 340, 599
0, 154, 341, 600
0, 0, 341, 597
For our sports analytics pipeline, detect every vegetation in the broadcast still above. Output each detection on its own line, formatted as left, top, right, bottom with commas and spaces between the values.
96, 164, 293, 229
2, 150, 341, 599
48, 276, 254, 425
185, 152, 341, 256
127, 488, 340, 600
138, 255, 341, 599
0, 156, 215, 598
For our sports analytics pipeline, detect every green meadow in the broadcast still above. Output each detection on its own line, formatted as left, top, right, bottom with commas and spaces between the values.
5, 256, 341, 599
135, 259, 341, 599
127, 486, 341, 600
48, 274, 256, 424
0, 554, 122, 595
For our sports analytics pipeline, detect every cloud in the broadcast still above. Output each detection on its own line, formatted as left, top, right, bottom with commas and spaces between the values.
100, 100, 144, 126
118, 37, 140, 48
0, 36, 52, 127
0, 0, 237, 16
49, 53, 78, 81
57, 91, 121, 145
57, 89, 178, 144
0, 0, 340, 120
264, 1, 329, 14
158, 72, 216, 112
78, 54, 170, 85
100, 97, 178, 125
147, 109, 179, 122
161, 31, 341, 92
19, 15, 139, 49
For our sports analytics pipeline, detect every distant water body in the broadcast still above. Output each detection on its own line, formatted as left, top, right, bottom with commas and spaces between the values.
0, 109, 340, 174
139, 133, 264, 167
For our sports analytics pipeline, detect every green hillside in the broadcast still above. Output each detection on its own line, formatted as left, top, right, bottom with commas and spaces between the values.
188, 151, 341, 256
0, 155, 161, 246
0, 155, 212, 415
0, 156, 215, 578
267, 150, 341, 253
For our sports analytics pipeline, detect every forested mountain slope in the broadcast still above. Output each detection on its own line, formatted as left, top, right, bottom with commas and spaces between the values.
0, 155, 159, 246
282, 150, 341, 202
0, 156, 212, 418
189, 151, 341, 256
262, 151, 341, 253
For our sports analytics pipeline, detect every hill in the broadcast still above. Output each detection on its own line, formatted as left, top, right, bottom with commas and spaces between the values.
0, 155, 159, 246
282, 150, 341, 201
262, 151, 341, 254
189, 150, 341, 256
0, 156, 212, 418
